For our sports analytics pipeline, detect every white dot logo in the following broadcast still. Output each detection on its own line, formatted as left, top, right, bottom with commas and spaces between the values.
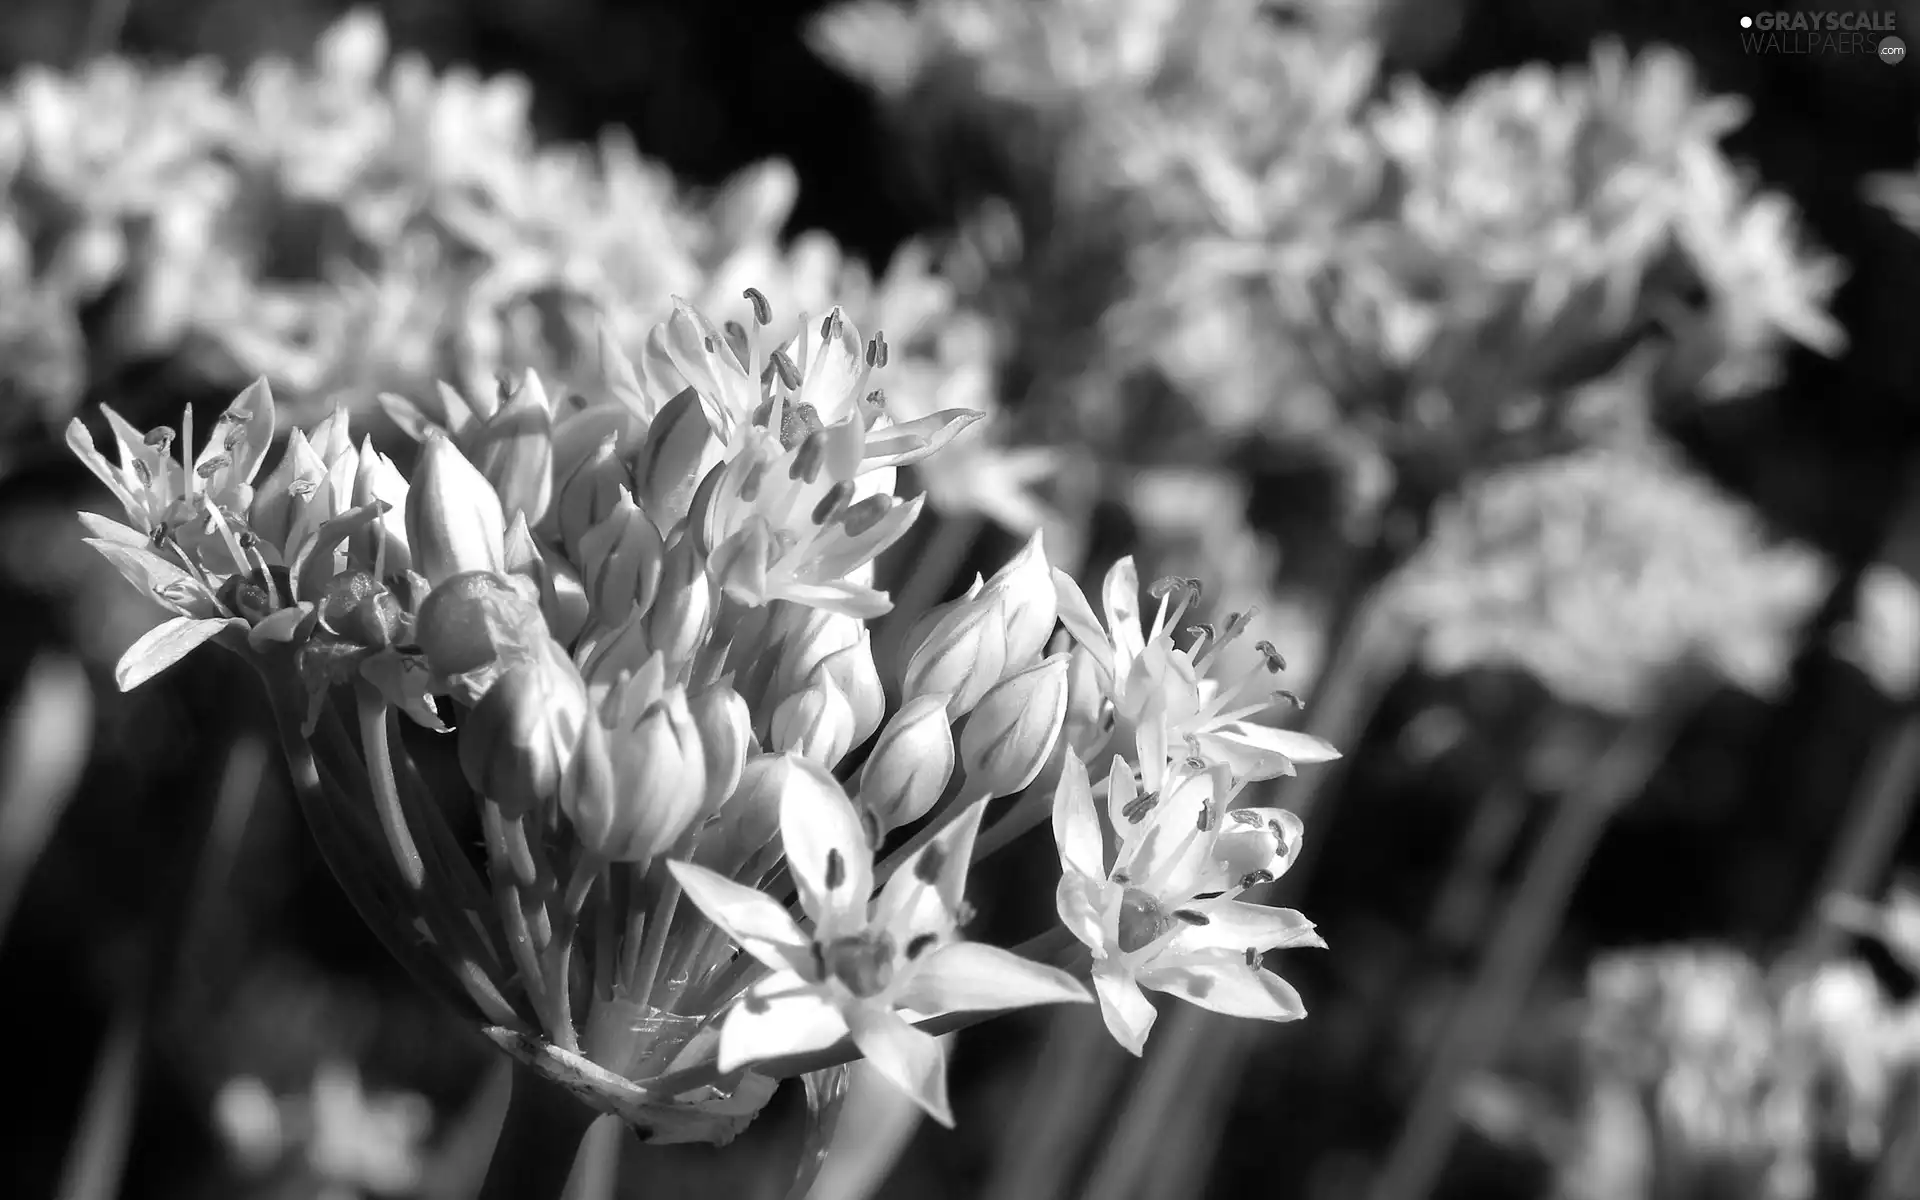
1740, 15, 1753, 27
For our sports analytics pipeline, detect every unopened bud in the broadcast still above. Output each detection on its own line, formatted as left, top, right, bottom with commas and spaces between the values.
631, 386, 716, 536
467, 374, 555, 525
979, 531, 1059, 673
579, 605, 652, 698
770, 671, 857, 767
646, 535, 713, 667
458, 658, 590, 819
568, 690, 707, 864
689, 685, 754, 819
1062, 641, 1115, 759
406, 434, 505, 587
858, 692, 955, 833
555, 437, 626, 559
815, 633, 884, 746
959, 653, 1070, 797
577, 494, 664, 626
771, 609, 863, 702
350, 439, 412, 576
902, 590, 1009, 718
901, 575, 983, 663
694, 752, 788, 878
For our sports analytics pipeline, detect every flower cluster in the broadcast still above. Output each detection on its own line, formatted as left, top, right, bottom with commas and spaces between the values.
71, 291, 1335, 1144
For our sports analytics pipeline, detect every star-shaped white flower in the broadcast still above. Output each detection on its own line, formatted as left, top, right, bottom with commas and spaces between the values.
1051, 749, 1325, 1054
1054, 556, 1343, 781
669, 753, 1090, 1125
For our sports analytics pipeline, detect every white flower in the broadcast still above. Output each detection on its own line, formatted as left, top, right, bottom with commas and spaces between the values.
1051, 750, 1323, 1054
669, 754, 1089, 1124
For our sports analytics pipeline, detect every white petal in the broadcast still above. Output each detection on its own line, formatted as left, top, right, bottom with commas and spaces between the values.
1101, 557, 1145, 678
1092, 965, 1157, 1056
717, 971, 851, 1072
874, 797, 987, 945
894, 941, 1090, 1015
1050, 567, 1114, 685
845, 1005, 953, 1128
778, 755, 874, 935
1140, 958, 1308, 1023
1049, 752, 1106, 880
1056, 872, 1110, 953
667, 860, 810, 974
115, 617, 236, 691
1212, 722, 1341, 766
1166, 901, 1324, 957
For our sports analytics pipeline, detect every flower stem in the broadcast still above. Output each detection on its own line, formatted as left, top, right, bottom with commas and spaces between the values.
476, 1058, 603, 1200
356, 688, 425, 890
633, 872, 685, 1009
483, 799, 574, 1052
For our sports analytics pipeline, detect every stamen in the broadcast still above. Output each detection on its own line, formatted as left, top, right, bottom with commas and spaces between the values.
779, 401, 825, 450
702, 335, 717, 353
1173, 909, 1210, 926
1244, 947, 1260, 967
1268, 819, 1292, 855
907, 933, 938, 960
1229, 809, 1266, 827
824, 848, 846, 890
196, 455, 231, 479
223, 426, 246, 452
1196, 803, 1213, 833
1239, 869, 1275, 889
744, 288, 773, 325
811, 482, 852, 526
1110, 869, 1132, 886
144, 427, 175, 451
1254, 640, 1287, 672
840, 496, 891, 538
863, 389, 886, 412
820, 313, 839, 341
1276, 690, 1305, 710
737, 461, 767, 503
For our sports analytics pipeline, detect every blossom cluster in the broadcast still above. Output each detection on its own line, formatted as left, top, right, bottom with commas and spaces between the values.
70, 290, 1336, 1141
2, 12, 1041, 536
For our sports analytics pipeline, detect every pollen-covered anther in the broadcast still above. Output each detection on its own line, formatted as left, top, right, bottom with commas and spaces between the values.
737, 461, 767, 503
906, 932, 938, 959
811, 482, 852, 526
825, 848, 847, 890
195, 455, 231, 478
1244, 946, 1260, 967
144, 427, 175, 451
1173, 909, 1210, 926
1239, 869, 1275, 889
770, 348, 803, 390
744, 287, 773, 325
1196, 803, 1213, 833
1275, 690, 1305, 710
1254, 640, 1287, 672
779, 402, 826, 450
821, 933, 896, 998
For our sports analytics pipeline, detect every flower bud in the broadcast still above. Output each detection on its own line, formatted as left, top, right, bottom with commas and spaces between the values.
577, 494, 664, 627
901, 575, 983, 666
631, 385, 716, 536
978, 531, 1058, 673
406, 434, 505, 587
568, 690, 707, 864
770, 671, 856, 767
579, 605, 653, 699
467, 374, 554, 526
770, 609, 863, 704
555, 436, 625, 559
350, 438, 412, 576
689, 685, 754, 819
958, 653, 1070, 797
646, 535, 713, 668
902, 590, 1009, 718
693, 752, 787, 879
815, 634, 885, 747
458, 657, 590, 820
1062, 640, 1115, 760
414, 571, 544, 681
858, 692, 955, 833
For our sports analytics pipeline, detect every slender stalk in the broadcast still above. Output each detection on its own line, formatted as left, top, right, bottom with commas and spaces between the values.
1785, 707, 1920, 970
356, 688, 426, 889
1366, 692, 1699, 1200
633, 874, 685, 1008
476, 1059, 603, 1200
483, 800, 570, 1050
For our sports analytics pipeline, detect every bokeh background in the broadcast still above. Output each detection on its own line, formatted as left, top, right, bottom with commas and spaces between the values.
7, 1, 1920, 1197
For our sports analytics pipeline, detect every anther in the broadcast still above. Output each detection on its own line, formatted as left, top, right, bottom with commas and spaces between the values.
770, 348, 802, 390
811, 481, 852, 526
1121, 790, 1159, 824
196, 455, 231, 478
703, 335, 717, 353
1275, 690, 1304, 710
1244, 947, 1260, 967
914, 844, 947, 886
824, 848, 847, 890
1239, 869, 1274, 889
132, 459, 152, 487
820, 313, 839, 341
863, 389, 886, 411
1254, 640, 1287, 672
789, 431, 827, 484
737, 461, 767, 503
1184, 756, 1207, 772
744, 288, 773, 325
1196, 803, 1213, 833
841, 496, 891, 537
1148, 576, 1188, 602
223, 426, 246, 451
144, 426, 175, 451
1173, 910, 1210, 926
907, 933, 938, 960
1229, 809, 1266, 827
779, 401, 825, 450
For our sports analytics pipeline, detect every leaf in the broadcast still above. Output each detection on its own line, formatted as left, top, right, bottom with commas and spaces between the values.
114, 617, 238, 691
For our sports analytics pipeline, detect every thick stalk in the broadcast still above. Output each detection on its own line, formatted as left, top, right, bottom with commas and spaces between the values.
476, 1059, 604, 1200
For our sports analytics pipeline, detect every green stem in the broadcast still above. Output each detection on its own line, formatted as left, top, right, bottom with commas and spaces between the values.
484, 799, 572, 1051
476, 1058, 603, 1200
633, 874, 685, 1009
355, 687, 425, 890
